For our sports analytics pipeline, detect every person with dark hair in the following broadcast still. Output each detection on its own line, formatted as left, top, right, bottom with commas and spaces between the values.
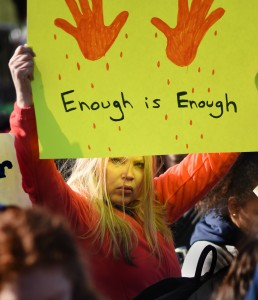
182, 152, 258, 277
212, 236, 258, 300
7, 44, 239, 300
0, 206, 100, 300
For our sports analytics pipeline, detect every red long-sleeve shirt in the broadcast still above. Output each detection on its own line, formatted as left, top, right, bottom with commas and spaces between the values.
10, 103, 239, 300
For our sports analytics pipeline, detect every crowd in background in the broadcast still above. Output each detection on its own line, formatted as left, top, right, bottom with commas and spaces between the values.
0, 0, 26, 132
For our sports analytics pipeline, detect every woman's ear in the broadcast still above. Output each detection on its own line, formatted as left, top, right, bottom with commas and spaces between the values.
228, 196, 240, 225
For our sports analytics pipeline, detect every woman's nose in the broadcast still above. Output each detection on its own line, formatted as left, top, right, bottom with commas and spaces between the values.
121, 165, 134, 180
121, 173, 134, 180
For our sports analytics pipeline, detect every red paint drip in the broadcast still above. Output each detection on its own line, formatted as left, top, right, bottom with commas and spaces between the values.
54, 34, 57, 40
93, 123, 96, 129
212, 69, 215, 76
118, 126, 121, 131
208, 87, 211, 93
165, 114, 168, 120
175, 135, 178, 140
214, 30, 218, 36
186, 144, 189, 149
200, 134, 204, 139
198, 67, 201, 73
77, 62, 80, 71
91, 83, 94, 89
155, 32, 158, 38
88, 145, 91, 150
125, 33, 128, 39
189, 120, 193, 126
106, 63, 109, 71
108, 147, 112, 152
120, 51, 123, 58
157, 61, 160, 68
65, 54, 69, 59
58, 74, 61, 80
167, 79, 170, 86
192, 87, 195, 93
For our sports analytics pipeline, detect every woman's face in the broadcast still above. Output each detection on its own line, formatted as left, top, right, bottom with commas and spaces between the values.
232, 197, 258, 234
106, 156, 145, 205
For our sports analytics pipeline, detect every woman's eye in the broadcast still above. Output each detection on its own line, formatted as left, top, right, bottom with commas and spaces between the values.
135, 162, 144, 169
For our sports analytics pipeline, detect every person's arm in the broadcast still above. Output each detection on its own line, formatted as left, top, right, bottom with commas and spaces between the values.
9, 45, 35, 108
154, 153, 239, 223
9, 46, 94, 234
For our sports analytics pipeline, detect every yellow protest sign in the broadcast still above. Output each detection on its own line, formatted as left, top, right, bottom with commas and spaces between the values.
0, 134, 31, 207
28, 0, 258, 158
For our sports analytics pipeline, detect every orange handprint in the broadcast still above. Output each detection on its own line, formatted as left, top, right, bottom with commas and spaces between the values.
151, 0, 225, 67
54, 0, 129, 60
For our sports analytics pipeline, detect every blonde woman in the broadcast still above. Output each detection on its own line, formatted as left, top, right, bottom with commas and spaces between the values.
9, 45, 239, 300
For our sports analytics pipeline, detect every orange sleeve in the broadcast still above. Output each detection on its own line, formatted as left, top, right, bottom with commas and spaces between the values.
9, 103, 97, 236
154, 153, 239, 223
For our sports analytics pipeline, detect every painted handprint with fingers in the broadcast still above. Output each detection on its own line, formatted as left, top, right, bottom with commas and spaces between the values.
54, 0, 129, 60
151, 0, 225, 67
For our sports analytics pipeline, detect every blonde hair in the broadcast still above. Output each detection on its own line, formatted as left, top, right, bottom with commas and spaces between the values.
67, 156, 172, 263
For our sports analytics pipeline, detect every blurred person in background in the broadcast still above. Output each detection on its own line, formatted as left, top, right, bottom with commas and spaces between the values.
182, 152, 258, 277
0, 206, 100, 300
212, 235, 258, 300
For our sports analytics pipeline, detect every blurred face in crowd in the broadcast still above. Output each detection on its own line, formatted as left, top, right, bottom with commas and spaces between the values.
106, 157, 145, 205
0, 267, 72, 300
231, 196, 258, 235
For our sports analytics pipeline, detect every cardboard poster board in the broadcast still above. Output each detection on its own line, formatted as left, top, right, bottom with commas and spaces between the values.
28, 0, 258, 158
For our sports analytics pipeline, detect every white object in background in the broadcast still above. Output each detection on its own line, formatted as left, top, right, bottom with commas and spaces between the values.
253, 185, 258, 197
0, 133, 31, 207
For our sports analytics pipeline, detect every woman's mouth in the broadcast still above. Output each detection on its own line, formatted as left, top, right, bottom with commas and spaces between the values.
116, 186, 133, 194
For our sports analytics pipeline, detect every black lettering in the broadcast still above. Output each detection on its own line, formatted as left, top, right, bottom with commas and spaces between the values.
79, 101, 90, 110
60, 90, 135, 122
152, 98, 161, 108
177, 91, 237, 119
198, 101, 205, 108
101, 101, 111, 109
121, 92, 133, 109
189, 100, 198, 108
0, 160, 13, 178
206, 100, 214, 108
145, 97, 149, 109
225, 94, 237, 113
91, 102, 100, 110
61, 90, 76, 112
177, 91, 188, 108
210, 101, 223, 118
110, 100, 124, 121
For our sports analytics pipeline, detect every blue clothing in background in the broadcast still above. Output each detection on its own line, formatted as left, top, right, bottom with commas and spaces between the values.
245, 266, 258, 300
190, 209, 242, 246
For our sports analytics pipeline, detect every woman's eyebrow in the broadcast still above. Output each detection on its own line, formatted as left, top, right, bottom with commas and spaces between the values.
134, 159, 144, 163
